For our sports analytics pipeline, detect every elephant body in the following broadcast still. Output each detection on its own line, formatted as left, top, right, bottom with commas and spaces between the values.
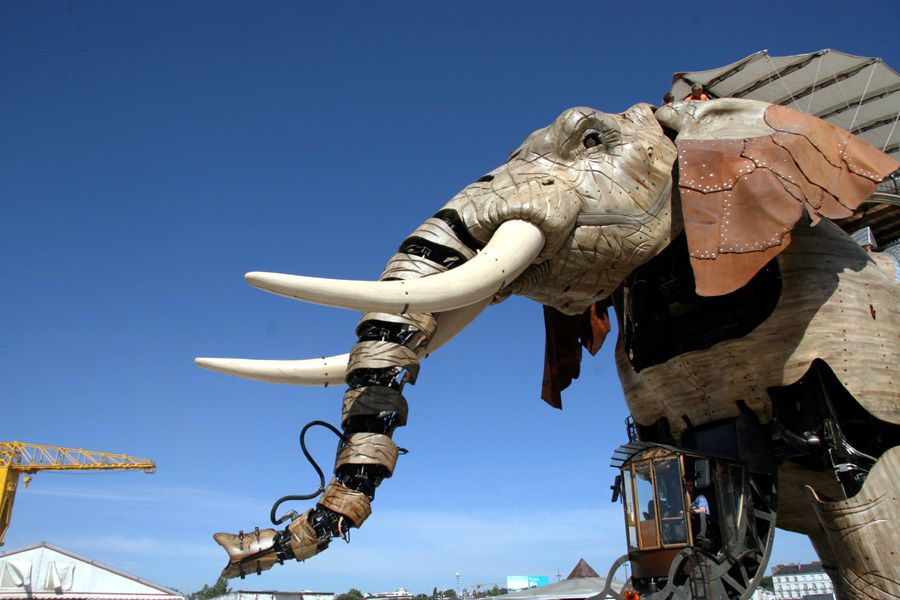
615, 215, 900, 597
200, 97, 900, 597
618, 217, 900, 438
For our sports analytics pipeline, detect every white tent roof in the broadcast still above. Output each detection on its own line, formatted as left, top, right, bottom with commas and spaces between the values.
671, 49, 900, 160
499, 577, 623, 600
0, 543, 183, 600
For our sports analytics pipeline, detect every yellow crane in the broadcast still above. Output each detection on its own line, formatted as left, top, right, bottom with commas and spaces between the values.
0, 441, 156, 545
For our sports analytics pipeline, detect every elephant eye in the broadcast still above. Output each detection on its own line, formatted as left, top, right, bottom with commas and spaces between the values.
582, 131, 603, 149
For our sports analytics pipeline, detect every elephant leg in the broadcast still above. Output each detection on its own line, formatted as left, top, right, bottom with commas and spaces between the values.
805, 446, 900, 599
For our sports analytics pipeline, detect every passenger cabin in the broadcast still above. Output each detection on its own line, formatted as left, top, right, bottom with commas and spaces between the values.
610, 442, 750, 582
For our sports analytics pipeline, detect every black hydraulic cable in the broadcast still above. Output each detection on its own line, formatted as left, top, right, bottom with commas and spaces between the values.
269, 420, 348, 525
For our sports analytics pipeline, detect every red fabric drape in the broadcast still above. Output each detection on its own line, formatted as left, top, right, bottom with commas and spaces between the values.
540, 301, 611, 409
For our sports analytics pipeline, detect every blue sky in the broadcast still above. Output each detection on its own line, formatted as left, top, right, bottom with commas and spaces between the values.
2, 1, 898, 595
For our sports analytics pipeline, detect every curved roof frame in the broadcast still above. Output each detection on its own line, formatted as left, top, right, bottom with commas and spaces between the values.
672, 49, 900, 160
671, 49, 900, 248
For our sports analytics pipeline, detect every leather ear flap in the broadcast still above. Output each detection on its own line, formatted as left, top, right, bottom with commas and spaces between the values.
540, 302, 611, 409
677, 104, 899, 297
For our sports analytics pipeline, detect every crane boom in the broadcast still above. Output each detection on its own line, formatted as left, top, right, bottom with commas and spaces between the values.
0, 441, 156, 473
0, 441, 156, 545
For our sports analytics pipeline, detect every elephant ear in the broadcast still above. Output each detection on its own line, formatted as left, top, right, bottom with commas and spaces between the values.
676, 103, 899, 296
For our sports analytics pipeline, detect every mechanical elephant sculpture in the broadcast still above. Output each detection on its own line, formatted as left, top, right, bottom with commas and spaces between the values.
198, 98, 900, 598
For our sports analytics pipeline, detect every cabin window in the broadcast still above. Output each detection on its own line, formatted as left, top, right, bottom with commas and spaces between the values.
654, 458, 688, 545
634, 462, 660, 548
622, 469, 637, 550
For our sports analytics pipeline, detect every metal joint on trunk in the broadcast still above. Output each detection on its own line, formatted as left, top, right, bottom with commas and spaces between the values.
347, 341, 420, 383
405, 217, 479, 260
357, 311, 437, 341
342, 386, 409, 429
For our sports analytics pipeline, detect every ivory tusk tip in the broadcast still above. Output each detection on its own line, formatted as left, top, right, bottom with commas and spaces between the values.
193, 354, 351, 386
244, 271, 266, 286
245, 271, 297, 298
195, 357, 226, 371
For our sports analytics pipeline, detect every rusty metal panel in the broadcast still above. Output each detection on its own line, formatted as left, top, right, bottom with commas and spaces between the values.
677, 138, 755, 193
677, 104, 898, 296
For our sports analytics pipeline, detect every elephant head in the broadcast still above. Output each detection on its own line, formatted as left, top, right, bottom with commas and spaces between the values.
197, 98, 898, 578
236, 102, 678, 317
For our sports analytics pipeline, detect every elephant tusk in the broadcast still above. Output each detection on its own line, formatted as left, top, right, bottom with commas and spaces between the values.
194, 298, 492, 386
196, 219, 525, 386
244, 220, 545, 313
194, 355, 350, 386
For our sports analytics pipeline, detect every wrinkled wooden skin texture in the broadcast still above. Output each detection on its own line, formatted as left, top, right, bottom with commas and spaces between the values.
808, 447, 900, 599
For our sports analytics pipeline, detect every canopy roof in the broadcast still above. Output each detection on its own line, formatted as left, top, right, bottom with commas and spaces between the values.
499, 559, 621, 600
671, 49, 900, 249
672, 49, 899, 159
499, 577, 621, 600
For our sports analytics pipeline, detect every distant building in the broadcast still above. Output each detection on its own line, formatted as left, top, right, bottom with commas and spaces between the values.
368, 589, 412, 600
217, 591, 334, 600
0, 542, 183, 600
770, 562, 834, 599
750, 587, 775, 600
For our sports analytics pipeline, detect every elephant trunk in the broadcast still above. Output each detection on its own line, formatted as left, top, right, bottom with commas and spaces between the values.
209, 179, 558, 577
203, 102, 680, 577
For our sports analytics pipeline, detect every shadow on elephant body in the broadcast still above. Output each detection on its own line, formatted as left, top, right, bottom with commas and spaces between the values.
615, 216, 893, 440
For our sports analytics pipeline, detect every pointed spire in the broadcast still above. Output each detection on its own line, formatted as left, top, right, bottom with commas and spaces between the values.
566, 558, 599, 579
